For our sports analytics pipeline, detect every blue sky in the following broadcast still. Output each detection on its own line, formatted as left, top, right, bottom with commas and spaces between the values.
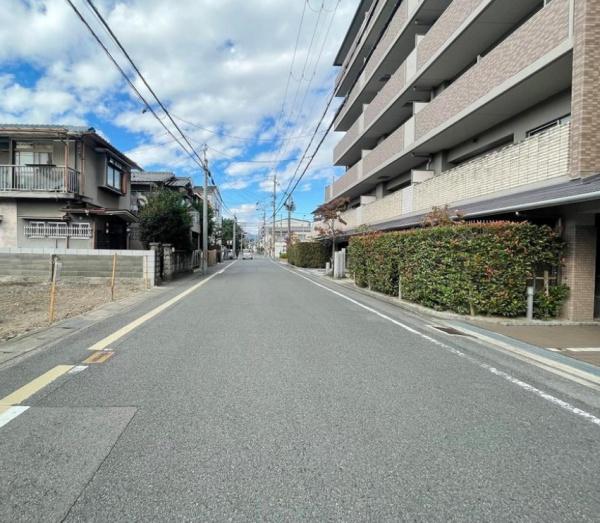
0, 0, 358, 232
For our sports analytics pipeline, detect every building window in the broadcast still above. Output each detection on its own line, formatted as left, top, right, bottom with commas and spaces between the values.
106, 158, 124, 192
24, 221, 92, 239
14, 142, 53, 166
526, 114, 571, 137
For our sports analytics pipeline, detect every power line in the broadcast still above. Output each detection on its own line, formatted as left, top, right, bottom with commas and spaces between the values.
65, 0, 208, 177
83, 0, 209, 175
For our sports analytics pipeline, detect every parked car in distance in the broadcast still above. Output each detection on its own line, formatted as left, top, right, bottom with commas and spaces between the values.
242, 249, 253, 260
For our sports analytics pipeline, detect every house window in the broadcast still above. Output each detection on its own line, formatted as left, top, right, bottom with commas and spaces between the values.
14, 142, 53, 166
106, 158, 124, 192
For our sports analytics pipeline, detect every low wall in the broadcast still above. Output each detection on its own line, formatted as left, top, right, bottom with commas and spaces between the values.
0, 248, 156, 287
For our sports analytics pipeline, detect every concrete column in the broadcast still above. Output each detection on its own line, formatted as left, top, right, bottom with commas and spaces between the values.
162, 243, 174, 281
562, 215, 597, 321
149, 242, 161, 285
569, 0, 600, 178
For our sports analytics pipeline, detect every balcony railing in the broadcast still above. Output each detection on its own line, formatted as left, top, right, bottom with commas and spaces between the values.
338, 122, 571, 229
0, 165, 80, 193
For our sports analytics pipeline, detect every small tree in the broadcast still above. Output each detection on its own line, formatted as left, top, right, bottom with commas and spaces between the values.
313, 197, 350, 266
221, 218, 244, 255
139, 190, 192, 250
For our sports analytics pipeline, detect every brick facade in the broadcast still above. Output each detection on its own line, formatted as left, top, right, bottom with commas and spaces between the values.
416, 0, 484, 69
415, 0, 571, 140
562, 215, 597, 321
569, 0, 600, 178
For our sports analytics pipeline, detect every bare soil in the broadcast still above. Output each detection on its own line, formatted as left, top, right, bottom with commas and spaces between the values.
0, 281, 144, 342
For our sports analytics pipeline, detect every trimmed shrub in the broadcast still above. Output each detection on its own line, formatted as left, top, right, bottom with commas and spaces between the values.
348, 222, 567, 318
279, 252, 288, 259
288, 242, 330, 268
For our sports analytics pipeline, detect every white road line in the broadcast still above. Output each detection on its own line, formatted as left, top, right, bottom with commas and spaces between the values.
87, 261, 237, 351
68, 365, 88, 374
276, 262, 600, 428
565, 348, 600, 352
0, 406, 29, 429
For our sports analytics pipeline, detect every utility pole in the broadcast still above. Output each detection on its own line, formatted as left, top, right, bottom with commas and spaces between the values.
202, 144, 209, 274
284, 196, 295, 248
271, 175, 276, 258
232, 214, 237, 258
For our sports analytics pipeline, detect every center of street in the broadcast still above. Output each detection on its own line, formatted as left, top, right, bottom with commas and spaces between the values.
0, 258, 599, 521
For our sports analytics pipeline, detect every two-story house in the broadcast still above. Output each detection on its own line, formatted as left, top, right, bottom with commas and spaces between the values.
0, 124, 140, 249
130, 171, 201, 249
326, 0, 600, 320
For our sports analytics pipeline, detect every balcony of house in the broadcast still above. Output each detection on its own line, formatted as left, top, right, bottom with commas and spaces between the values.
334, 0, 451, 132
327, 0, 574, 202
0, 165, 80, 198
335, 0, 550, 164
337, 121, 571, 232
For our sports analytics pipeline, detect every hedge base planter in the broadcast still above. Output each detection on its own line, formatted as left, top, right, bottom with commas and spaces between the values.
348, 222, 568, 320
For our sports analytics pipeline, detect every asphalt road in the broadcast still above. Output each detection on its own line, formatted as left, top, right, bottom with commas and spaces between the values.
1, 257, 600, 521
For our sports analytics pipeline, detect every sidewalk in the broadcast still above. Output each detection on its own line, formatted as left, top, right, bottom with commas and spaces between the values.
466, 322, 600, 367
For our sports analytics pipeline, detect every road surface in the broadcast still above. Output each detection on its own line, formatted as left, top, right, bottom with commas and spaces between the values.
1, 257, 599, 521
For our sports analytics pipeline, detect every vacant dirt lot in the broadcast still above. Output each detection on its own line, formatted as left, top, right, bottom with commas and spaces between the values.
0, 281, 144, 342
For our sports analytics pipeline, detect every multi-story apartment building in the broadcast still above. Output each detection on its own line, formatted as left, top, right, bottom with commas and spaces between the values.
0, 124, 139, 249
326, 0, 600, 320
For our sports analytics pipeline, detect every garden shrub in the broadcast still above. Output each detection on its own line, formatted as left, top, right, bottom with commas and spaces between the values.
288, 242, 330, 268
348, 222, 567, 318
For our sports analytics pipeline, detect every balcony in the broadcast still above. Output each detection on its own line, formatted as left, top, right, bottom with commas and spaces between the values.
334, 0, 548, 162
334, 0, 451, 132
336, 122, 571, 231
328, 0, 573, 201
0, 165, 81, 196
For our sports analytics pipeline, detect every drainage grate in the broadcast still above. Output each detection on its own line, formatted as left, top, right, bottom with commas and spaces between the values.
431, 325, 472, 337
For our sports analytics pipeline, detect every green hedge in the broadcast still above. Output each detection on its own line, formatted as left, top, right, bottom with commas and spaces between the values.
288, 242, 330, 268
348, 222, 567, 318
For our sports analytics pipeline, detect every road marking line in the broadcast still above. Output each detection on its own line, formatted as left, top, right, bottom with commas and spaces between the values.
0, 406, 29, 429
277, 263, 600, 428
87, 261, 237, 351
564, 348, 600, 352
83, 351, 114, 364
68, 365, 88, 374
0, 365, 73, 406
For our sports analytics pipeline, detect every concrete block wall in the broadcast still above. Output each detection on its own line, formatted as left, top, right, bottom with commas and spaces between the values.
0, 248, 156, 287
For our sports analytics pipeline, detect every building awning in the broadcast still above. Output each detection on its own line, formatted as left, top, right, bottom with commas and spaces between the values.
60, 207, 139, 223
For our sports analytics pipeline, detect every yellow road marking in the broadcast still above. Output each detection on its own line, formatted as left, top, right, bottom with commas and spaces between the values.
83, 351, 114, 364
87, 260, 237, 351
0, 365, 73, 406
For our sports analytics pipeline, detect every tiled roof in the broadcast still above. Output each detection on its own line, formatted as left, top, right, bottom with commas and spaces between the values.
131, 171, 175, 183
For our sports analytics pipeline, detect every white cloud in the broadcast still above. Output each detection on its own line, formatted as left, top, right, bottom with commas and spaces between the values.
0, 0, 355, 226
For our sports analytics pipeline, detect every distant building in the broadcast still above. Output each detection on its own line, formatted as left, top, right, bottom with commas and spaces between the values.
0, 124, 139, 249
262, 217, 313, 257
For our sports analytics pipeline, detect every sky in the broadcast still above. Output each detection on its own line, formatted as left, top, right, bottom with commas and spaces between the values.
0, 0, 358, 233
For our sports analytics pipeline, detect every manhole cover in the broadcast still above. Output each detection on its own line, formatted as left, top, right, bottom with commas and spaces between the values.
431, 325, 472, 337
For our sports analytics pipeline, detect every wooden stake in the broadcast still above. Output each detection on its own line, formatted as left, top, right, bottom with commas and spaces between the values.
48, 256, 57, 324
110, 253, 117, 301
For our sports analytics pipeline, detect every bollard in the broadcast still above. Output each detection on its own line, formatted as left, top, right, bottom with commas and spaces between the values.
526, 286, 534, 320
